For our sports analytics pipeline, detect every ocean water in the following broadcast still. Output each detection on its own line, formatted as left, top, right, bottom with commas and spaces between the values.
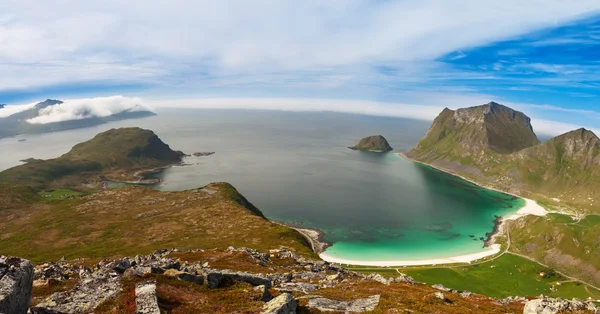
0, 108, 523, 262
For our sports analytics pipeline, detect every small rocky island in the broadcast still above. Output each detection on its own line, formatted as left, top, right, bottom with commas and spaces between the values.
193, 152, 215, 157
348, 135, 393, 152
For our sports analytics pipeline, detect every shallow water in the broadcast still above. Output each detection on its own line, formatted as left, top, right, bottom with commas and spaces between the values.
0, 108, 523, 262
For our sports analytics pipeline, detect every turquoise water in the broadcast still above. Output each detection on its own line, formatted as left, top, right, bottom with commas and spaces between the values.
0, 109, 525, 262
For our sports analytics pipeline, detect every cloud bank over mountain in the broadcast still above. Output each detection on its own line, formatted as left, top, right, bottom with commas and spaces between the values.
24, 96, 152, 124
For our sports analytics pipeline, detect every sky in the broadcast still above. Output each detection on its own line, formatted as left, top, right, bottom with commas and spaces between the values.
1, 1, 600, 135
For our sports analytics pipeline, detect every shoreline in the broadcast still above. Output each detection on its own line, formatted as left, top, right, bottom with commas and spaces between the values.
319, 153, 548, 267
319, 244, 502, 267
273, 221, 330, 254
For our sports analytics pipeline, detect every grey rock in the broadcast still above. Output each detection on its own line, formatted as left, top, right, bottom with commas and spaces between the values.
206, 270, 271, 288
268, 273, 292, 286
392, 273, 416, 284
523, 297, 585, 314
434, 291, 447, 302
135, 281, 160, 314
307, 295, 380, 313
292, 271, 325, 280
35, 272, 121, 313
365, 273, 390, 285
432, 284, 452, 292
262, 293, 297, 314
277, 282, 319, 293
459, 291, 472, 298
253, 285, 273, 302
0, 256, 34, 314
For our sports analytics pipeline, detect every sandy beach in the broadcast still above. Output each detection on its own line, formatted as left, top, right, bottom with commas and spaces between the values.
319, 244, 502, 267
314, 154, 550, 267
504, 198, 548, 220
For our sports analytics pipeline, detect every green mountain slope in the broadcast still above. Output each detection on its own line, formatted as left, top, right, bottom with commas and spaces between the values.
0, 127, 184, 189
407, 102, 600, 214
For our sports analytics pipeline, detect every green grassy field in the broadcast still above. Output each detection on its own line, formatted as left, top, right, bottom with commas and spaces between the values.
38, 189, 84, 200
399, 254, 600, 299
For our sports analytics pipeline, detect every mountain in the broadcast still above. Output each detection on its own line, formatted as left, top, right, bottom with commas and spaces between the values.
0, 104, 5, 109
349, 135, 393, 152
0, 127, 184, 189
407, 102, 600, 213
0, 99, 156, 139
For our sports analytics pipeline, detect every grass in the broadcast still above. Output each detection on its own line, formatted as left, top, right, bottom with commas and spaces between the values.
0, 183, 315, 263
510, 214, 600, 288
402, 254, 600, 299
38, 188, 84, 200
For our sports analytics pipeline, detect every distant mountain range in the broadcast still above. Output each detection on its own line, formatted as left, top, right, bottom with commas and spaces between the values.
0, 99, 155, 139
406, 101, 600, 214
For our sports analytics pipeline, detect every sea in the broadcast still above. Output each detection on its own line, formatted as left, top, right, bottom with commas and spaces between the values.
0, 108, 523, 262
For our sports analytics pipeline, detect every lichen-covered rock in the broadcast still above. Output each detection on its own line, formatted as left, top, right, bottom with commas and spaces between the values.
0, 256, 34, 314
307, 295, 380, 312
262, 293, 297, 314
523, 296, 589, 314
135, 281, 160, 314
253, 285, 273, 302
206, 270, 271, 288
365, 273, 391, 285
33, 261, 122, 313
277, 282, 319, 293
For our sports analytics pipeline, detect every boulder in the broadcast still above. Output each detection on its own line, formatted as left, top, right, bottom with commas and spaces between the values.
307, 295, 380, 313
164, 269, 204, 285
434, 291, 447, 302
523, 297, 588, 314
365, 273, 390, 285
277, 282, 319, 293
135, 281, 160, 314
206, 270, 271, 289
253, 285, 273, 302
34, 272, 121, 313
262, 293, 297, 314
0, 256, 34, 314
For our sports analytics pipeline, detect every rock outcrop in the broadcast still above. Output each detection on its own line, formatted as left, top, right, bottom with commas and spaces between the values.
523, 296, 598, 314
349, 135, 393, 152
306, 295, 381, 312
135, 281, 161, 314
262, 293, 297, 314
0, 256, 34, 314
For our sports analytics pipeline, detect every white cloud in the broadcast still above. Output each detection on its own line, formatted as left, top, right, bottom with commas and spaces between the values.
0, 102, 37, 118
149, 97, 445, 121
0, 1, 599, 90
532, 119, 600, 137
26, 96, 152, 124
148, 96, 599, 137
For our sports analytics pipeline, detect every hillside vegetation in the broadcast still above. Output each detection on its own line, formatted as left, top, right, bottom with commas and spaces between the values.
0, 182, 314, 263
407, 102, 600, 214
0, 127, 184, 189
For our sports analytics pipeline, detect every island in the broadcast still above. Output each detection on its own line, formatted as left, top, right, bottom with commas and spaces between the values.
193, 151, 215, 157
348, 135, 393, 152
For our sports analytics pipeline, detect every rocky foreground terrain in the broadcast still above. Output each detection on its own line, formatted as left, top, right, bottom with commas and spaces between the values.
2, 248, 599, 313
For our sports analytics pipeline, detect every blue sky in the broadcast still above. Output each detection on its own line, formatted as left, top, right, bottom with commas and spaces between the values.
1, 1, 600, 135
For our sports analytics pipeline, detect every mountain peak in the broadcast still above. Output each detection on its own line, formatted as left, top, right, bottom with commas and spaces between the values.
0, 104, 5, 109
410, 102, 539, 156
35, 99, 63, 110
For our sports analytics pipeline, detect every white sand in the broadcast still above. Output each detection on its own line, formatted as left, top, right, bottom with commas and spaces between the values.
504, 198, 547, 221
319, 244, 502, 267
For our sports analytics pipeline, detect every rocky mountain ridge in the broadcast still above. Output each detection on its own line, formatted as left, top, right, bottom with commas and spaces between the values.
407, 102, 600, 214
